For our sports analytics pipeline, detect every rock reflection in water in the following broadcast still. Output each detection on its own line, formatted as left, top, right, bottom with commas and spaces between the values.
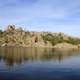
0, 47, 79, 67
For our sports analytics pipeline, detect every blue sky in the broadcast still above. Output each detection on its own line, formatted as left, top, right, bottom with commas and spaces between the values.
0, 0, 80, 36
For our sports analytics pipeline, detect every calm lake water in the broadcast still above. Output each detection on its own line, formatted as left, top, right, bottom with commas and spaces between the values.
0, 47, 80, 80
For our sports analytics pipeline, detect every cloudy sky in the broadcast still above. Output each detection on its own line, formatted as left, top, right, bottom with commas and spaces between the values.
0, 0, 80, 36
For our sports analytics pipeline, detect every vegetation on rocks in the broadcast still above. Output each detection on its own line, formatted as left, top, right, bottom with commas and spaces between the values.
0, 25, 80, 49
42, 32, 80, 46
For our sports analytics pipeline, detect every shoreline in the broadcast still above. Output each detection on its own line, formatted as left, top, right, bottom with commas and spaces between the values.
0, 43, 80, 50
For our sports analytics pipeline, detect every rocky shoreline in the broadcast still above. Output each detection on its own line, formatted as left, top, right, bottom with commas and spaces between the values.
0, 42, 80, 50
0, 25, 80, 50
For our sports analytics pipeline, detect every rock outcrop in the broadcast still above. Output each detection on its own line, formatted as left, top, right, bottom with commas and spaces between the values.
54, 43, 77, 49
0, 25, 80, 49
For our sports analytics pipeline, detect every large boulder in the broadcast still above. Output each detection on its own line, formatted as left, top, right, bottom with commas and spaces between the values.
54, 43, 76, 49
6, 25, 15, 33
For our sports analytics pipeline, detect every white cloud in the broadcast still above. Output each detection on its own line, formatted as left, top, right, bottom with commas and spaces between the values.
0, 0, 80, 36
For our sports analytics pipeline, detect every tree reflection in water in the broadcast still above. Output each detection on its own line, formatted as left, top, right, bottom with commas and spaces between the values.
0, 47, 80, 67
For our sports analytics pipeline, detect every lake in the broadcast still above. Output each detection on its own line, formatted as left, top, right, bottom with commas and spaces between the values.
0, 47, 80, 80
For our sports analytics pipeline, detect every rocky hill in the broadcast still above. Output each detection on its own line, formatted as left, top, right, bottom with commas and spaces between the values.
0, 25, 80, 49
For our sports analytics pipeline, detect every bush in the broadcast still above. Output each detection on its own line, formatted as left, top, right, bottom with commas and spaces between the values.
42, 33, 80, 45
66, 37, 80, 45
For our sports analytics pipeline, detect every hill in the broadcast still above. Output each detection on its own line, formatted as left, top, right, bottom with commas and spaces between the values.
0, 25, 80, 49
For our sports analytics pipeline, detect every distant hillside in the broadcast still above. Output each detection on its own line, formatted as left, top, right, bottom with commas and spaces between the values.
0, 25, 80, 49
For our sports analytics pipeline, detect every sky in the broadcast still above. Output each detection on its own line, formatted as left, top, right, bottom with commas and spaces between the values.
0, 0, 80, 36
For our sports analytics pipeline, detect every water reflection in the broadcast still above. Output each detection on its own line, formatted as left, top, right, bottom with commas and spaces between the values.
0, 47, 80, 67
